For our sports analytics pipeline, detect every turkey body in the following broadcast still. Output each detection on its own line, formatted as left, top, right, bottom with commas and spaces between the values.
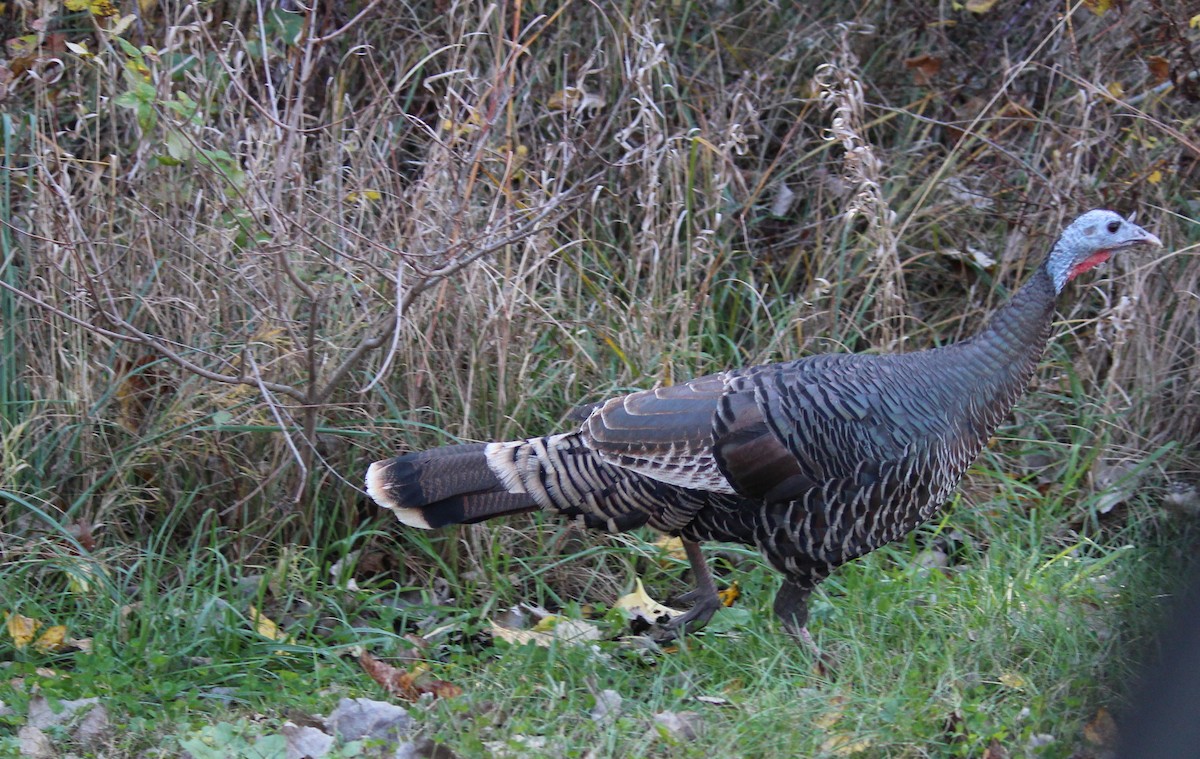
366, 211, 1161, 643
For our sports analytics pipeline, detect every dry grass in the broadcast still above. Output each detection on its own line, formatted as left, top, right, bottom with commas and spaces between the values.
0, 0, 1196, 576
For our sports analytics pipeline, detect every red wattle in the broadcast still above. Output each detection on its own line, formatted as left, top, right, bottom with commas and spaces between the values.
1069, 250, 1112, 281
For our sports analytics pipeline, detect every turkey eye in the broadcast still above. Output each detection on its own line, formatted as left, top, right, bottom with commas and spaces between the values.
1106, 220, 1121, 234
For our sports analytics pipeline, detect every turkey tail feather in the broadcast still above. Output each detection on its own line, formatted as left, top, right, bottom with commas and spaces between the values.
366, 444, 536, 529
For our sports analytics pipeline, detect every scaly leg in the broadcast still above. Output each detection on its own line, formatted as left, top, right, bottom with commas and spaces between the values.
653, 539, 723, 640
774, 576, 822, 660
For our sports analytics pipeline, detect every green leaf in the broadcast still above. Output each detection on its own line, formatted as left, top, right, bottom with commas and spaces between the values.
164, 131, 191, 161
133, 81, 156, 101
136, 102, 157, 132
114, 36, 141, 58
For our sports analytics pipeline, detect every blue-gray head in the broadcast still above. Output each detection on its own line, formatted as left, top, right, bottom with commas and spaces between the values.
1046, 210, 1161, 293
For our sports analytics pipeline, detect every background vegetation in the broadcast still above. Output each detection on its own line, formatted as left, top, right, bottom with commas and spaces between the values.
0, 0, 1197, 756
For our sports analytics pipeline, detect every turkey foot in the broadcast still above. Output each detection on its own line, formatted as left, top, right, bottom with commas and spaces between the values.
650, 538, 722, 642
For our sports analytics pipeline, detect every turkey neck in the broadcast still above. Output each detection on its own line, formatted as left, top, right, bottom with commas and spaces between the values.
946, 262, 1057, 413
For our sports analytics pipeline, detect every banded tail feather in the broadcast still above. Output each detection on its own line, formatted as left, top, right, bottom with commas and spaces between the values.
365, 444, 537, 529
365, 210, 1162, 649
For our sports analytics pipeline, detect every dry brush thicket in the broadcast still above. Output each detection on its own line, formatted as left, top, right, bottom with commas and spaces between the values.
0, 1, 1196, 557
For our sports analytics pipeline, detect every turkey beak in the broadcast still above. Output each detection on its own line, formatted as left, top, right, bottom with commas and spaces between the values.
1128, 227, 1162, 249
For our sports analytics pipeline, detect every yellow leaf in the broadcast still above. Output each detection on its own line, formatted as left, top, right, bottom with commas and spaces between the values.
5, 612, 41, 649
614, 578, 680, 625
998, 671, 1026, 689
1191, 14, 1200, 29
89, 0, 118, 16
965, 0, 999, 13
653, 536, 687, 562
489, 617, 601, 647
248, 605, 291, 643
718, 581, 740, 607
345, 190, 382, 204
1106, 81, 1124, 99
34, 626, 68, 654
64, 0, 90, 9
65, 561, 104, 595
814, 704, 845, 730
821, 734, 874, 756
1084, 0, 1113, 15
1147, 170, 1163, 184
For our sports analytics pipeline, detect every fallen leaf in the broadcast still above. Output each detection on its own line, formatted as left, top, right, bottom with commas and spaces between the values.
1106, 81, 1125, 99
359, 651, 461, 702
1083, 706, 1118, 748
982, 737, 1010, 759
814, 695, 848, 729
33, 625, 67, 654
653, 536, 687, 562
248, 605, 292, 644
998, 672, 1026, 689
5, 611, 40, 649
904, 54, 942, 85
615, 578, 680, 626
1146, 56, 1170, 85
965, 0, 999, 12
1083, 0, 1113, 15
489, 617, 601, 647
718, 581, 740, 607
821, 733, 873, 756
1147, 169, 1163, 185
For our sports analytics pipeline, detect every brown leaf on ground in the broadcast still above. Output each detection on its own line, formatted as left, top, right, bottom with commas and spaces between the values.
1084, 706, 1118, 749
359, 650, 461, 702
903, 54, 942, 85
982, 737, 1009, 759
1146, 56, 1170, 85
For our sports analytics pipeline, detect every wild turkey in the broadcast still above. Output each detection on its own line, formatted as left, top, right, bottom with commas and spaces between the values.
366, 210, 1161, 645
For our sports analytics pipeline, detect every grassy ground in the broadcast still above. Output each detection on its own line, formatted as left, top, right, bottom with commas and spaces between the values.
1, 0, 1198, 756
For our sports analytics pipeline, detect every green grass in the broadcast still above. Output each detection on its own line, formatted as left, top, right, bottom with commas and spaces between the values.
1, 449, 1193, 756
